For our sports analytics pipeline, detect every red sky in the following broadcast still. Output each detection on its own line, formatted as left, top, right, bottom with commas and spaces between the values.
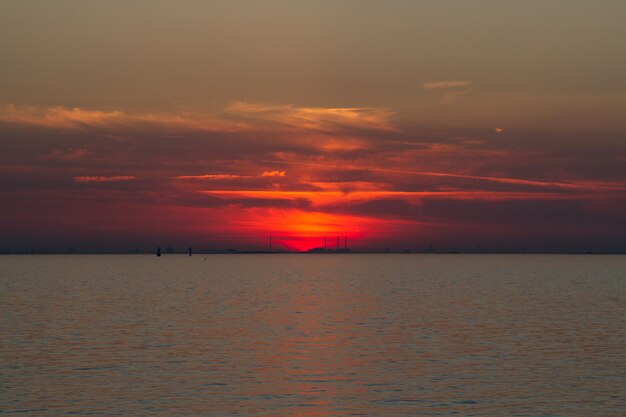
1, 2, 625, 252
1, 102, 624, 252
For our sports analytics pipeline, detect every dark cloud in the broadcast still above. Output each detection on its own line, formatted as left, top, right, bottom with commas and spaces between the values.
1, 103, 625, 251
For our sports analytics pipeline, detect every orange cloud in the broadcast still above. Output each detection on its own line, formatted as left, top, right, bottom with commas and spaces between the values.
226, 101, 395, 132
422, 80, 473, 90
314, 137, 368, 152
0, 102, 395, 136
0, 104, 245, 132
262, 159, 626, 192
175, 174, 249, 180
261, 170, 286, 177
175, 172, 288, 180
200, 190, 597, 211
73, 175, 136, 182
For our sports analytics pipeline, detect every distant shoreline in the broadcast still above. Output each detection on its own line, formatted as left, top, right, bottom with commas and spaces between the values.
1, 251, 625, 255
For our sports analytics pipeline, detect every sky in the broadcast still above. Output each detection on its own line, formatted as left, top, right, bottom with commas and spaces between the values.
1, 0, 625, 252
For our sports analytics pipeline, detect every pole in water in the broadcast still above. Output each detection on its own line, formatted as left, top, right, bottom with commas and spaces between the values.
269, 235, 272, 253
156, 247, 161, 257
188, 247, 192, 256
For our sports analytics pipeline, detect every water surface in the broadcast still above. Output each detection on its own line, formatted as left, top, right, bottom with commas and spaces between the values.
1, 254, 624, 416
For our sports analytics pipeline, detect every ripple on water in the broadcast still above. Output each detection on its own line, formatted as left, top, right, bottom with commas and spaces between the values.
0, 254, 625, 416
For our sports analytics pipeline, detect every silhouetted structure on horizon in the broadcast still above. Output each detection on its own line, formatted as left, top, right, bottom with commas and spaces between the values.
338, 235, 352, 253
308, 235, 351, 253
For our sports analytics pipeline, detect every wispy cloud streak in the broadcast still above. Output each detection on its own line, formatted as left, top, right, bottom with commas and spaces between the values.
0, 104, 244, 132
422, 80, 473, 90
175, 174, 249, 180
226, 101, 395, 132
73, 175, 136, 182
261, 160, 626, 192
0, 102, 394, 134
261, 170, 286, 177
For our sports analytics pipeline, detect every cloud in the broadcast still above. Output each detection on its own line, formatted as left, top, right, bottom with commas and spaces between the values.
0, 102, 396, 138
175, 171, 287, 180
225, 101, 395, 132
175, 174, 249, 180
261, 170, 286, 177
261, 158, 626, 192
47, 147, 90, 160
422, 80, 473, 91
0, 104, 245, 132
73, 175, 136, 182
3, 101, 625, 251
200, 190, 608, 207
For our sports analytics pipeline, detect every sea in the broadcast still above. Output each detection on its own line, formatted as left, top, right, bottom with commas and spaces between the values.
1, 254, 624, 416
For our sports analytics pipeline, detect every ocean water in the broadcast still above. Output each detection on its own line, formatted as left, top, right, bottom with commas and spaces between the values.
0, 254, 624, 416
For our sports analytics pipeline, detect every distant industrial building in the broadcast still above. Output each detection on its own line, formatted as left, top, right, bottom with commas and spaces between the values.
307, 235, 351, 253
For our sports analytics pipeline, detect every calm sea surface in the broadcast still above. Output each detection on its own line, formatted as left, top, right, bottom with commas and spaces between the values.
1, 254, 624, 416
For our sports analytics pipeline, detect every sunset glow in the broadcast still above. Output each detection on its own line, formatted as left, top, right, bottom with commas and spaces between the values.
1, 2, 625, 252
